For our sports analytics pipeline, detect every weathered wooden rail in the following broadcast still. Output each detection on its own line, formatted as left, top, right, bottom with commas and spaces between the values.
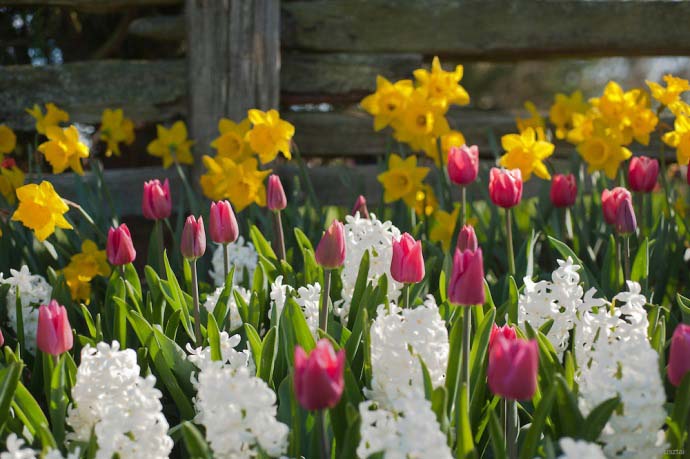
2, 0, 689, 213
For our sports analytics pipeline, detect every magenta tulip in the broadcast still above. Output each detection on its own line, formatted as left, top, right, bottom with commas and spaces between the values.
181, 215, 206, 260
315, 220, 346, 269
615, 197, 637, 235
294, 339, 345, 410
448, 247, 486, 306
550, 174, 577, 208
0, 328, 4, 347
628, 156, 659, 193
489, 168, 523, 209
142, 179, 172, 220
107, 224, 136, 266
601, 187, 632, 225
668, 324, 690, 387
456, 225, 478, 252
267, 174, 287, 211
390, 233, 425, 284
37, 300, 73, 356
447, 145, 480, 186
488, 335, 538, 401
351, 195, 370, 219
209, 200, 239, 244
489, 324, 517, 352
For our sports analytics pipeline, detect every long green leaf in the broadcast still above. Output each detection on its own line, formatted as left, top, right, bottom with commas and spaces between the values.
0, 362, 22, 431
519, 382, 557, 459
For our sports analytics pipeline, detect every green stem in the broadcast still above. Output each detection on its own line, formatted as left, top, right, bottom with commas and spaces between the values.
116, 265, 127, 347
191, 260, 202, 346
402, 283, 410, 309
505, 398, 518, 459
156, 220, 165, 274
623, 235, 631, 282
319, 410, 330, 459
272, 210, 287, 261
222, 242, 229, 281
175, 161, 199, 215
461, 185, 467, 227
319, 270, 331, 332
616, 237, 622, 290
293, 143, 321, 210
64, 199, 106, 240
506, 208, 516, 277
460, 306, 471, 409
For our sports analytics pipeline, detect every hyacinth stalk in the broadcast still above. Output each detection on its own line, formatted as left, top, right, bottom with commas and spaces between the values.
272, 210, 286, 261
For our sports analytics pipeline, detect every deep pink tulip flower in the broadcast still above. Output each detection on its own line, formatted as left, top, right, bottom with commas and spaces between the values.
142, 179, 172, 220
267, 174, 287, 211
448, 145, 480, 186
37, 300, 73, 356
489, 168, 523, 209
390, 233, 425, 284
209, 200, 239, 244
615, 197, 637, 235
351, 195, 370, 219
448, 247, 486, 306
181, 215, 206, 260
628, 156, 659, 193
0, 328, 4, 347
294, 339, 345, 410
489, 324, 517, 352
601, 187, 632, 225
488, 335, 538, 401
456, 225, 478, 252
107, 224, 136, 266
550, 174, 577, 208
668, 324, 690, 387
315, 220, 346, 269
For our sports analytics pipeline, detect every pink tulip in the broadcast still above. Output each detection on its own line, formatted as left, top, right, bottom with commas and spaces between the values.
488, 335, 538, 401
669, 324, 690, 386
315, 220, 346, 269
107, 224, 136, 266
351, 195, 370, 219
448, 247, 486, 306
448, 145, 480, 186
37, 300, 73, 356
390, 233, 425, 284
142, 179, 172, 220
489, 324, 517, 352
489, 168, 523, 209
294, 339, 345, 410
209, 200, 239, 244
0, 328, 4, 347
456, 225, 478, 252
601, 187, 632, 225
550, 174, 577, 208
267, 174, 287, 211
615, 197, 637, 235
181, 215, 206, 260
628, 156, 659, 193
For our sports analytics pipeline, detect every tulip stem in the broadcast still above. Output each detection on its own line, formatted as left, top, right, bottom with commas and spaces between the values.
191, 260, 202, 346
319, 269, 331, 333
461, 185, 467, 227
222, 242, 229, 281
623, 235, 631, 282
505, 398, 518, 459
505, 209, 516, 277
318, 410, 330, 459
272, 210, 286, 261
460, 306, 471, 409
156, 220, 165, 273
402, 283, 410, 309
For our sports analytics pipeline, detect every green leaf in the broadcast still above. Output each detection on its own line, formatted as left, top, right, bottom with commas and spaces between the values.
259, 327, 278, 386
347, 250, 371, 330
286, 299, 316, 352
244, 323, 263, 369
669, 373, 690, 449
250, 224, 277, 261
455, 383, 477, 459
445, 310, 463, 418
181, 421, 212, 459
582, 396, 620, 442
163, 250, 195, 341
519, 382, 557, 459
507, 276, 518, 324
0, 362, 22, 431
12, 382, 54, 447
207, 313, 222, 362
631, 237, 649, 283
49, 356, 68, 446
488, 407, 507, 459
554, 374, 584, 438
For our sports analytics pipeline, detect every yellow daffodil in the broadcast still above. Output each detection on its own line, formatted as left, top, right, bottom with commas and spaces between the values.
429, 205, 460, 251
12, 181, 72, 241
413, 184, 439, 217
0, 159, 25, 205
377, 154, 430, 206
361, 76, 413, 131
393, 89, 450, 151
211, 118, 252, 161
61, 239, 111, 303
549, 91, 589, 140
499, 127, 554, 180
423, 130, 467, 166
566, 112, 595, 145
25, 103, 69, 135
99, 108, 135, 157
662, 115, 690, 165
577, 120, 632, 179
147, 121, 194, 168
38, 125, 90, 175
591, 82, 627, 127
413, 56, 470, 111
646, 75, 690, 109
0, 125, 17, 158
245, 109, 294, 164
516, 101, 546, 134
629, 107, 658, 146
200, 155, 271, 211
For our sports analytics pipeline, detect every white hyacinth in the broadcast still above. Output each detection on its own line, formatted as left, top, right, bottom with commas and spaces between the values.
203, 285, 251, 332
0, 434, 79, 459
1, 265, 53, 354
338, 213, 402, 319
66, 342, 173, 459
357, 398, 452, 459
269, 276, 321, 338
366, 296, 449, 409
209, 237, 258, 288
187, 331, 253, 373
557, 437, 606, 459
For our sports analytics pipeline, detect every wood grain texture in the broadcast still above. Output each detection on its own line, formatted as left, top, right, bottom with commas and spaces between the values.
128, 15, 186, 41
1, 0, 178, 12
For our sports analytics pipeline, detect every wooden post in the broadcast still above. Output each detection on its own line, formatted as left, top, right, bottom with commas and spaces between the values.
185, 0, 280, 170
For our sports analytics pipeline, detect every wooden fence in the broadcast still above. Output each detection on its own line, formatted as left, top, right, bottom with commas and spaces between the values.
1, 0, 689, 215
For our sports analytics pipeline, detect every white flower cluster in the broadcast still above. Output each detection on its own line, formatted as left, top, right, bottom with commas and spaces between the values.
187, 331, 253, 373
269, 276, 320, 338
357, 398, 452, 459
574, 281, 666, 459
209, 237, 258, 288
203, 285, 251, 332
557, 437, 606, 459
1, 266, 52, 354
338, 213, 402, 319
0, 434, 79, 459
66, 342, 173, 459
190, 334, 288, 459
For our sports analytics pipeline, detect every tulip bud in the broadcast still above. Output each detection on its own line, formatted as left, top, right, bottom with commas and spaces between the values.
107, 224, 136, 266
488, 335, 538, 401
294, 339, 345, 410
0, 328, 4, 347
351, 195, 370, 219
142, 179, 172, 220
668, 323, 690, 386
315, 220, 346, 269
489, 168, 523, 209
448, 247, 486, 306
390, 233, 425, 284
550, 174, 577, 208
37, 300, 73, 356
209, 200, 239, 244
181, 215, 206, 260
614, 198, 637, 235
601, 187, 632, 225
1, 158, 16, 169
447, 145, 480, 186
267, 174, 287, 211
628, 156, 659, 193
456, 225, 478, 252
489, 324, 517, 352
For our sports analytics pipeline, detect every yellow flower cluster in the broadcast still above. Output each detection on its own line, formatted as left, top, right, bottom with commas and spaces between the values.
0, 159, 25, 205
361, 57, 469, 165
100, 109, 135, 157
12, 181, 72, 241
61, 240, 111, 303
651, 75, 690, 165
0, 124, 17, 161
200, 109, 294, 211
26, 103, 69, 135
147, 121, 194, 168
